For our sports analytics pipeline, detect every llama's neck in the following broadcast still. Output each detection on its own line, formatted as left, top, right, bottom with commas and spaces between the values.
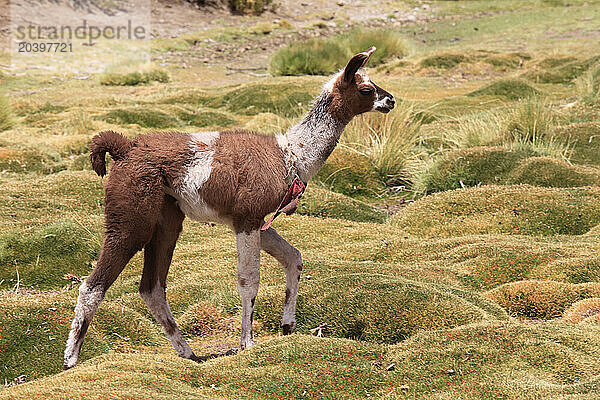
277, 93, 349, 183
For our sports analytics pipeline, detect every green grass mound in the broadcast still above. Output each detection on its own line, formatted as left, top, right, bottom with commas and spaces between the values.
563, 297, 600, 323
176, 109, 236, 128
297, 186, 387, 223
419, 147, 529, 194
220, 82, 317, 117
99, 68, 169, 86
419, 53, 468, 69
391, 185, 600, 237
99, 108, 181, 129
258, 275, 506, 344
487, 280, 600, 319
0, 147, 50, 173
270, 29, 408, 76
0, 220, 100, 290
5, 323, 600, 399
522, 56, 600, 84
0, 293, 161, 382
508, 156, 600, 187
160, 81, 319, 118
315, 148, 383, 197
482, 53, 524, 68
159, 89, 220, 107
468, 79, 539, 100
0, 294, 108, 382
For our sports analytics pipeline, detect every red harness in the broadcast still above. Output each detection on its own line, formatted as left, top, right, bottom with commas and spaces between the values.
261, 176, 306, 231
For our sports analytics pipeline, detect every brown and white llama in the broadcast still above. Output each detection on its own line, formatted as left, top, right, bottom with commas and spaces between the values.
64, 47, 395, 369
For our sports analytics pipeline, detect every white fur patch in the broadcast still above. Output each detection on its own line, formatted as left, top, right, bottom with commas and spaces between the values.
64, 282, 104, 368
236, 230, 261, 349
322, 69, 343, 94
175, 131, 226, 224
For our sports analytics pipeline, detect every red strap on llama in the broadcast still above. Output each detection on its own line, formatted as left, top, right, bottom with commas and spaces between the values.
261, 176, 306, 231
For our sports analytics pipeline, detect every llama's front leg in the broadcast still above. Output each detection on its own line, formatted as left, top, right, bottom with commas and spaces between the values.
260, 227, 302, 335
236, 230, 261, 349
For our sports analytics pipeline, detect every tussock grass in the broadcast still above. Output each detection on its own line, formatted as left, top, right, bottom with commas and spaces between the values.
270, 29, 408, 76
99, 62, 169, 86
230, 0, 272, 14
577, 62, 600, 104
487, 280, 600, 319
559, 122, 600, 166
417, 97, 571, 193
340, 104, 423, 190
316, 148, 383, 197
342, 29, 410, 67
0, 95, 14, 132
270, 39, 348, 76
392, 185, 600, 237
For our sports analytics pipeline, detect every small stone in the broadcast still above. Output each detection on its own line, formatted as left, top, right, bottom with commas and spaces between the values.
446, 368, 455, 375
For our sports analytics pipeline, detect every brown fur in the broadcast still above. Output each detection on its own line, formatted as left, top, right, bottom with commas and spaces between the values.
199, 130, 288, 233
86, 131, 192, 289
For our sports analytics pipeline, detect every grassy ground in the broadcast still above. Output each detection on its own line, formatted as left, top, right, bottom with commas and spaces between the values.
2, 0, 600, 398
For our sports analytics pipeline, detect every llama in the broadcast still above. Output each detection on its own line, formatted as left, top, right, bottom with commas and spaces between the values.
63, 47, 395, 369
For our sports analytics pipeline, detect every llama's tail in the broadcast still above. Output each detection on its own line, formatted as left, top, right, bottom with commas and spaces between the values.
90, 130, 132, 177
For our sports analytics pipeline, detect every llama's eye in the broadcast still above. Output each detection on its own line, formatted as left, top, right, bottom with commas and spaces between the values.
360, 88, 374, 96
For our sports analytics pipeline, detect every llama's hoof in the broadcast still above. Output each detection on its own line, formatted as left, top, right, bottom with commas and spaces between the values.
63, 364, 73, 371
281, 323, 295, 335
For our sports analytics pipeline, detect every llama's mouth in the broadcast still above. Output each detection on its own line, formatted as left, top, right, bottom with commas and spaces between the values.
376, 106, 393, 113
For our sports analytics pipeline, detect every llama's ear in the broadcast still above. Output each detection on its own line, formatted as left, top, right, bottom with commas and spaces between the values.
343, 46, 376, 82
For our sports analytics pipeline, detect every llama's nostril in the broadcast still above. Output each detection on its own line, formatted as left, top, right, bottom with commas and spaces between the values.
387, 97, 396, 108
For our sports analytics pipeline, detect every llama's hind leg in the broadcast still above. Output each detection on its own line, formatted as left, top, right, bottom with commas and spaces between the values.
139, 196, 202, 361
260, 227, 302, 335
64, 236, 141, 369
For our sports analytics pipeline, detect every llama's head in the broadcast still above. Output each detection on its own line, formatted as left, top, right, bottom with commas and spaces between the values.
323, 47, 395, 122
